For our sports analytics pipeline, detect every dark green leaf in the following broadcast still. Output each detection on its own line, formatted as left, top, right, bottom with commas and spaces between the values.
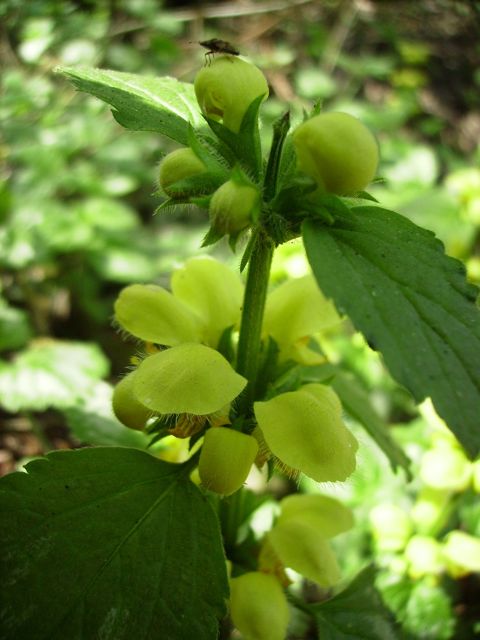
57, 67, 203, 144
0, 448, 228, 640
311, 565, 398, 640
303, 207, 480, 458
331, 373, 411, 479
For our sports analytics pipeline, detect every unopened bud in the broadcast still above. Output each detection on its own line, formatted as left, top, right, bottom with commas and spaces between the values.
293, 112, 378, 195
194, 56, 269, 133
158, 148, 206, 196
209, 179, 259, 236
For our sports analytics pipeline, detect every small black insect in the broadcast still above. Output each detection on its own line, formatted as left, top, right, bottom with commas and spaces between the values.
199, 39, 240, 65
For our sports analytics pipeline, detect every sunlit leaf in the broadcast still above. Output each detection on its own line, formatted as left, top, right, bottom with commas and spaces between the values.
57, 67, 203, 144
0, 340, 109, 412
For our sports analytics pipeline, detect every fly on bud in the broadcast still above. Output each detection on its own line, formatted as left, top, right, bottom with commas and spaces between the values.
199, 38, 240, 65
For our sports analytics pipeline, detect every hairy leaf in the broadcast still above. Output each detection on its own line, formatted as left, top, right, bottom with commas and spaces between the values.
0, 448, 228, 640
303, 207, 480, 458
57, 67, 203, 144
312, 565, 398, 639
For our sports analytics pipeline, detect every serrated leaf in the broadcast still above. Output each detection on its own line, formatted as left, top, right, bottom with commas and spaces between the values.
303, 207, 480, 458
311, 565, 398, 640
0, 340, 109, 412
331, 373, 411, 479
57, 67, 203, 144
0, 448, 228, 640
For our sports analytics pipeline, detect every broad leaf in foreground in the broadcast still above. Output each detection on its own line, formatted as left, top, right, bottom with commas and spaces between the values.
57, 67, 203, 144
0, 448, 228, 640
303, 207, 480, 458
311, 565, 398, 640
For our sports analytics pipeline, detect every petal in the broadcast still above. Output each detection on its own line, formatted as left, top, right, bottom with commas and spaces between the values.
230, 572, 290, 640
277, 493, 354, 539
115, 284, 201, 345
133, 343, 247, 415
263, 275, 341, 347
198, 428, 258, 496
268, 521, 341, 587
254, 384, 358, 482
112, 369, 152, 430
171, 257, 243, 347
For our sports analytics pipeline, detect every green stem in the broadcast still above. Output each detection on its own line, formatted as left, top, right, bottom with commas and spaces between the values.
236, 231, 274, 412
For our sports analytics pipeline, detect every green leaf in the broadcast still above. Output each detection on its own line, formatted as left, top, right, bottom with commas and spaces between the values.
311, 565, 398, 640
0, 447, 228, 640
204, 95, 265, 179
57, 67, 203, 144
303, 207, 480, 458
331, 373, 411, 479
0, 340, 109, 412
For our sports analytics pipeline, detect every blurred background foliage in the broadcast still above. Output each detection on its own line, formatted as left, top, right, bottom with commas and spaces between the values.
1, 0, 480, 637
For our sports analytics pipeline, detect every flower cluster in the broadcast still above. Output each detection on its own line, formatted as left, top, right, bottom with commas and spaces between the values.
112, 256, 358, 494
229, 494, 355, 640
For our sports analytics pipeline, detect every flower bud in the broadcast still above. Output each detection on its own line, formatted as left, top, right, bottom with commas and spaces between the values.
230, 572, 289, 640
194, 56, 269, 133
112, 370, 151, 430
158, 148, 206, 196
293, 112, 378, 195
198, 427, 258, 496
209, 179, 259, 236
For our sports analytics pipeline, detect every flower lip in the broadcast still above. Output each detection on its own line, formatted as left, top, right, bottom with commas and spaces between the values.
133, 343, 247, 415
254, 383, 358, 483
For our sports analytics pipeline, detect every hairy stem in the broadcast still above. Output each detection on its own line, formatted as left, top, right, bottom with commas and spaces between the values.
236, 231, 274, 413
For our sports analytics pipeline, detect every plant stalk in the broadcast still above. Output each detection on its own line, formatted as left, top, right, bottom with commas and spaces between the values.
236, 231, 274, 413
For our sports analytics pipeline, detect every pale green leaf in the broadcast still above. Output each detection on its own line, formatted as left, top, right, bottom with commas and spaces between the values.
57, 67, 203, 144
0, 340, 109, 412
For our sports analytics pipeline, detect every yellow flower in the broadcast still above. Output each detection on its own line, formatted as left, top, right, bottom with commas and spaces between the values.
198, 427, 258, 496
229, 572, 290, 640
254, 383, 358, 483
263, 493, 354, 587
113, 257, 247, 428
262, 275, 341, 364
115, 256, 243, 349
